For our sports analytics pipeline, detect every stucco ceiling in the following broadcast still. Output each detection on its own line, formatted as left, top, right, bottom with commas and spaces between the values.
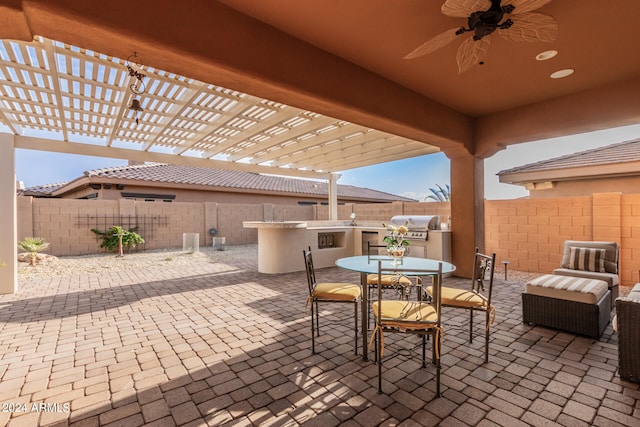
1, 0, 639, 167
219, 0, 640, 118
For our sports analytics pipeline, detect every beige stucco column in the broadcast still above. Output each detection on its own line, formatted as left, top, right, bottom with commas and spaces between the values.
328, 173, 339, 221
0, 133, 18, 294
450, 152, 485, 278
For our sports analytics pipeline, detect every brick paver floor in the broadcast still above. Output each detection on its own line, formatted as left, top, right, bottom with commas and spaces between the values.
1, 250, 638, 426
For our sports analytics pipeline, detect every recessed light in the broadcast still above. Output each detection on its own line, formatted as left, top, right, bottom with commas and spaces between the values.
550, 69, 574, 79
536, 50, 558, 61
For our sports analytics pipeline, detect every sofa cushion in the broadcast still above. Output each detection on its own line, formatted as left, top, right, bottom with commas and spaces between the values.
553, 268, 619, 287
560, 240, 618, 274
568, 247, 606, 272
525, 274, 608, 304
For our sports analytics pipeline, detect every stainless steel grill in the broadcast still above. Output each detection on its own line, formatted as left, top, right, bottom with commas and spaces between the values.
388, 215, 441, 241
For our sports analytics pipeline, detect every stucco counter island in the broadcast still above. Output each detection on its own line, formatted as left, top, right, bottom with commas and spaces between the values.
242, 221, 385, 274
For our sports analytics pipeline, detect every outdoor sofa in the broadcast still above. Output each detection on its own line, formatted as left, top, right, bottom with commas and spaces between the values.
615, 283, 640, 383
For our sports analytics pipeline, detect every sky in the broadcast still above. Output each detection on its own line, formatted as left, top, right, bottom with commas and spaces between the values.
14, 123, 640, 200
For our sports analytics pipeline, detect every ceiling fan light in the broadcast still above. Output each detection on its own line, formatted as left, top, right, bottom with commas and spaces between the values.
550, 69, 574, 79
536, 50, 558, 61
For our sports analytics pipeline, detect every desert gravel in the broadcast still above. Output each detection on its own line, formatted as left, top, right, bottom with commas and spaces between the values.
17, 244, 542, 283
17, 244, 259, 278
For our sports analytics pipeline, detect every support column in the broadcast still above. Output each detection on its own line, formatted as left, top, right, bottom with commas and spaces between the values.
328, 173, 340, 221
0, 133, 18, 294
450, 152, 485, 278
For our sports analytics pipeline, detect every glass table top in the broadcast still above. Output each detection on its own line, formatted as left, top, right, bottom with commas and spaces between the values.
335, 256, 456, 275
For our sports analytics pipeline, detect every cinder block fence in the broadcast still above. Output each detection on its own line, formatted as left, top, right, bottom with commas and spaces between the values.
16, 192, 639, 286
485, 193, 640, 287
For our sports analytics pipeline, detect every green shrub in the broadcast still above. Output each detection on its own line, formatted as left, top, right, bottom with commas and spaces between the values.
18, 237, 50, 266
91, 226, 145, 253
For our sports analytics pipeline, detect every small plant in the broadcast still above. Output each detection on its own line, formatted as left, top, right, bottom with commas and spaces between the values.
91, 226, 145, 253
18, 237, 50, 266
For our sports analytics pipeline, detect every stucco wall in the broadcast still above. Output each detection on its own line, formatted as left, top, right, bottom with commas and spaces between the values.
529, 176, 640, 198
61, 182, 405, 205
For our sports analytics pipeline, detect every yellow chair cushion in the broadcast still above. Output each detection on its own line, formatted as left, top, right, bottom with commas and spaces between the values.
367, 273, 412, 286
427, 286, 488, 308
371, 300, 437, 329
312, 282, 361, 301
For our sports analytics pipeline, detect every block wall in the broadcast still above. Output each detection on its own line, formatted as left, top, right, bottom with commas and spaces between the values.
315, 201, 451, 222
485, 192, 637, 287
217, 203, 265, 245
621, 194, 640, 285
16, 195, 639, 287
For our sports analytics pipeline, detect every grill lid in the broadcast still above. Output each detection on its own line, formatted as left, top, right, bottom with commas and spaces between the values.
389, 215, 440, 230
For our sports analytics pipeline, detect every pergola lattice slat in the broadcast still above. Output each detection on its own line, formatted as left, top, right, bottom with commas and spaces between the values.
0, 36, 439, 178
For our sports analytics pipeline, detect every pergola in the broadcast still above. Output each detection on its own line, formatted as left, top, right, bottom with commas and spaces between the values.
1, 0, 640, 293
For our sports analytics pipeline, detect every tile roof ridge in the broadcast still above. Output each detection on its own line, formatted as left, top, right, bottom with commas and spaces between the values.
336, 182, 410, 199
498, 138, 640, 175
24, 181, 69, 190
85, 162, 165, 177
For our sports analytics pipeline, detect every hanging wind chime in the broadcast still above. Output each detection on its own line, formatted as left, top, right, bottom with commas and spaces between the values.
125, 52, 147, 125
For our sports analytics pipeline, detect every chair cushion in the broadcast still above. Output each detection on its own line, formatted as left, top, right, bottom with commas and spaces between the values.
426, 286, 488, 308
371, 300, 437, 329
367, 273, 412, 286
312, 282, 361, 301
568, 247, 606, 273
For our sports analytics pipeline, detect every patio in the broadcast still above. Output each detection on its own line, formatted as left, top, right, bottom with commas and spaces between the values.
0, 246, 637, 426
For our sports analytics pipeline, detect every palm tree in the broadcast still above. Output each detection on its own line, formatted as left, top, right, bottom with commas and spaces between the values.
18, 237, 50, 266
425, 184, 451, 202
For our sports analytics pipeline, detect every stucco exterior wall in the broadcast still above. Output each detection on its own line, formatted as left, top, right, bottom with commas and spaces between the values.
529, 176, 640, 198
59, 183, 404, 205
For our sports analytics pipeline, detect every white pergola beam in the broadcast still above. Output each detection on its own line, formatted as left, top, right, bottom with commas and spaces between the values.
13, 134, 330, 179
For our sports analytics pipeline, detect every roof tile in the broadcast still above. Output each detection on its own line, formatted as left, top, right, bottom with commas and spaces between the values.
26, 163, 415, 202
498, 138, 640, 175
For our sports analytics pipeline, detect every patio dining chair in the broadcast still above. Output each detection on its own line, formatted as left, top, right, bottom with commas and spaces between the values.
303, 247, 361, 355
370, 260, 443, 397
427, 248, 496, 363
366, 241, 415, 303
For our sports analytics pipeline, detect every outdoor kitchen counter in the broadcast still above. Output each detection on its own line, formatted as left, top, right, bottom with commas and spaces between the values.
243, 221, 308, 229
242, 221, 384, 274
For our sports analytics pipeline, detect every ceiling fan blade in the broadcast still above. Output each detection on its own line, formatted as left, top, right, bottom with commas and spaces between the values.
456, 36, 491, 73
503, 0, 552, 15
499, 12, 558, 42
441, 0, 491, 18
404, 27, 460, 59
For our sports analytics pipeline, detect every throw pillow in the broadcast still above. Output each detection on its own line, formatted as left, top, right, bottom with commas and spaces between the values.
568, 247, 606, 273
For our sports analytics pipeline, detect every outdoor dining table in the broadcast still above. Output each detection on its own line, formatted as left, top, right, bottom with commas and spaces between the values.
335, 255, 456, 361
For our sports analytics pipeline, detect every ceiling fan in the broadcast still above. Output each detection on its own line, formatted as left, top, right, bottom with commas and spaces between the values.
405, 0, 558, 73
